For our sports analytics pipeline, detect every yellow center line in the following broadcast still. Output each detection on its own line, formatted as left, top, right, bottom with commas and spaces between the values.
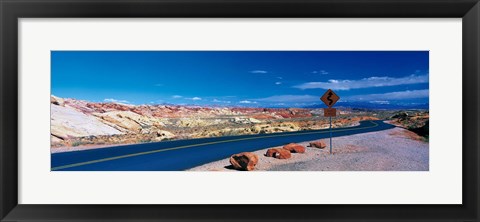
51, 121, 379, 170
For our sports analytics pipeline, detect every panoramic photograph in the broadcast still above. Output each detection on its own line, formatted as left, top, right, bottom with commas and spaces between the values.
50, 51, 429, 171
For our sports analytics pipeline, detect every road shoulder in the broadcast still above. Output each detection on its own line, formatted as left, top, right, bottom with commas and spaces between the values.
188, 126, 429, 171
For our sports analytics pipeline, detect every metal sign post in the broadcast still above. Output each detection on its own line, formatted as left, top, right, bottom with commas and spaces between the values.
321, 89, 340, 154
329, 116, 332, 154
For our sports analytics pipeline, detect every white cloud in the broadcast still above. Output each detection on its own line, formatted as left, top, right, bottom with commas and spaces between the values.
239, 100, 258, 104
103, 98, 130, 104
172, 95, 183, 99
212, 99, 231, 103
256, 95, 318, 103
275, 82, 282, 85
154, 83, 164, 87
312, 70, 329, 75
294, 74, 428, 90
277, 77, 283, 79
191, 97, 202, 101
250, 70, 268, 74
346, 89, 429, 101
369, 100, 390, 105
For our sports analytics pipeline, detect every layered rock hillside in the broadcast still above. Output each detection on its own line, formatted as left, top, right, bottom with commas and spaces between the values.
389, 111, 429, 139
50, 95, 380, 149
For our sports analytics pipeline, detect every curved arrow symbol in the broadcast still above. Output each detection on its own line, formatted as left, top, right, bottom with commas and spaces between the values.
327, 91, 334, 106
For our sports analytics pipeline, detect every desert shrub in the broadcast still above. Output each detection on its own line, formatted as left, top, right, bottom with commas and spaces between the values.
72, 141, 84, 147
139, 139, 152, 143
409, 120, 429, 138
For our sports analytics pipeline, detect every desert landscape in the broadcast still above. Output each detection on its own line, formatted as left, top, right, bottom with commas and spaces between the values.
189, 125, 429, 171
50, 95, 428, 155
50, 50, 429, 171
50, 95, 377, 150
51, 95, 429, 171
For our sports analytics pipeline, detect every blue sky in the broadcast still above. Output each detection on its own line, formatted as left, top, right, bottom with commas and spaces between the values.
51, 51, 429, 108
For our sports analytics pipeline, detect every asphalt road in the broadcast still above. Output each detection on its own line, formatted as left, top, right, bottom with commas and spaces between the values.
51, 120, 395, 171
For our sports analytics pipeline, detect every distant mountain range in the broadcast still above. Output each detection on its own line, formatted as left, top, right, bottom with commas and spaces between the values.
149, 102, 429, 110
302, 102, 429, 110
50, 95, 382, 149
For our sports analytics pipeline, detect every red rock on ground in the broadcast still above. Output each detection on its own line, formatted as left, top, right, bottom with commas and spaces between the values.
283, 143, 306, 153
265, 148, 292, 159
309, 140, 327, 149
229, 152, 259, 171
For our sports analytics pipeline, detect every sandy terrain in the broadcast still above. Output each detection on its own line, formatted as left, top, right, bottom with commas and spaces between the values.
50, 143, 132, 154
51, 95, 385, 149
188, 126, 429, 171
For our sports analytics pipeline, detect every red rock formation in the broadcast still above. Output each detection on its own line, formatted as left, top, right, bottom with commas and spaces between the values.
283, 143, 306, 153
251, 114, 276, 120
265, 148, 291, 159
86, 102, 131, 112
309, 140, 327, 149
229, 152, 258, 171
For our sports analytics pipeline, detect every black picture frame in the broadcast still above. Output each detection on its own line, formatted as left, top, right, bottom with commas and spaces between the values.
1, 0, 479, 221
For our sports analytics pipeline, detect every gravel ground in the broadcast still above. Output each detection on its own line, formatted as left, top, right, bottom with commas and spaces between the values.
188, 126, 429, 171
